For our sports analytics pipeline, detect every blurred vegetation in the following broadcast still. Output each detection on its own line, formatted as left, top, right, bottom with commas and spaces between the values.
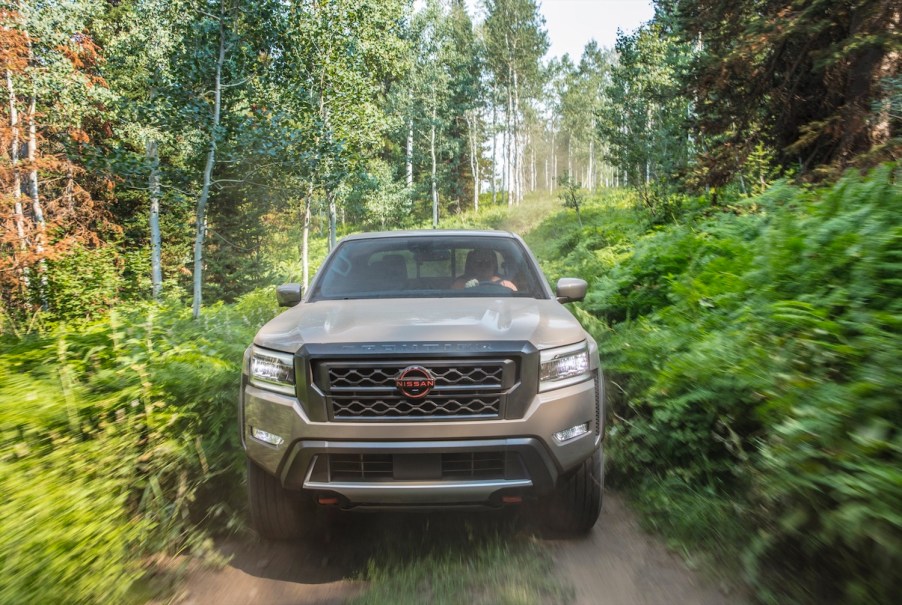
0, 290, 280, 604
1, 167, 899, 603
527, 165, 901, 604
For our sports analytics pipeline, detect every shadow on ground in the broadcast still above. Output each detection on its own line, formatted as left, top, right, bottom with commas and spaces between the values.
226, 506, 533, 585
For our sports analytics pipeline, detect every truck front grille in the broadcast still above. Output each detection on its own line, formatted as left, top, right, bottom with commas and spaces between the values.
315, 359, 515, 421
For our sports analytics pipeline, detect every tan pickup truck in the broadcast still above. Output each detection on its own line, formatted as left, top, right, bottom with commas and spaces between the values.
240, 230, 603, 538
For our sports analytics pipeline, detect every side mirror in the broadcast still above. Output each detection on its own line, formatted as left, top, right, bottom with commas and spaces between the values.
556, 277, 587, 303
276, 283, 303, 307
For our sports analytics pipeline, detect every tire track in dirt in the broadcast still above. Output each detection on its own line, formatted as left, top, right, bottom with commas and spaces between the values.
551, 492, 738, 605
164, 492, 738, 605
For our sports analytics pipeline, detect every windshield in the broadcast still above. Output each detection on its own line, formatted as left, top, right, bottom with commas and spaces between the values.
309, 235, 548, 300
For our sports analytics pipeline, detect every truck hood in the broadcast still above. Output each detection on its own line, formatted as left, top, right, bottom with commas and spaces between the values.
253, 297, 586, 352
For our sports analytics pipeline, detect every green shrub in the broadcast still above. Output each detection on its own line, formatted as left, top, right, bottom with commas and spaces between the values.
576, 166, 900, 603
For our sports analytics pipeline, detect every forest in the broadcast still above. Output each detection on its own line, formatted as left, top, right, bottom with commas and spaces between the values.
0, 0, 899, 603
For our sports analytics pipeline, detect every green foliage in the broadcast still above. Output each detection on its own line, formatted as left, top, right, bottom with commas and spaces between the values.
43, 245, 124, 323
348, 159, 413, 230
539, 166, 901, 603
556, 173, 586, 226
598, 21, 693, 194
0, 288, 281, 603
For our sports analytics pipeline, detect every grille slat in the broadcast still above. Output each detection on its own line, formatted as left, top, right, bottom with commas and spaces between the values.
328, 364, 504, 389
330, 454, 393, 480
332, 394, 500, 418
328, 453, 508, 482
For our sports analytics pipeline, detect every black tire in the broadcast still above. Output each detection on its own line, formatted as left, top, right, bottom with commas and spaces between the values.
247, 459, 313, 540
545, 446, 603, 535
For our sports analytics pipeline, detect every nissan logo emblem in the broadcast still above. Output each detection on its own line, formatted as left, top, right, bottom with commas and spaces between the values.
395, 366, 436, 399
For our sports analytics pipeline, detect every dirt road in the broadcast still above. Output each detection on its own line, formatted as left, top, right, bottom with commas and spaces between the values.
166, 492, 736, 605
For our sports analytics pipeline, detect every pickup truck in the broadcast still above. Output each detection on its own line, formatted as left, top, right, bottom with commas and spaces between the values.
240, 230, 603, 538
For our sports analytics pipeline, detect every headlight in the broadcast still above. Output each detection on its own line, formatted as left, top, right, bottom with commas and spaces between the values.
539, 341, 591, 391
249, 347, 296, 395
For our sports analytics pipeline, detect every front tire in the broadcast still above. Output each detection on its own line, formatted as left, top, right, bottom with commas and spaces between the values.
247, 459, 313, 540
545, 446, 603, 535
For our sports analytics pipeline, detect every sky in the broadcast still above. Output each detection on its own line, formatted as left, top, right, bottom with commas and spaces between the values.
539, 0, 655, 60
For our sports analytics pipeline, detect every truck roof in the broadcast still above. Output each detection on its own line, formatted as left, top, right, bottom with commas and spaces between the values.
341, 229, 518, 241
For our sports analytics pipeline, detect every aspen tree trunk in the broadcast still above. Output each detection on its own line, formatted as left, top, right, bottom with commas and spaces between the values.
512, 68, 520, 205
531, 146, 535, 192
6, 69, 28, 288
191, 10, 226, 320
321, 104, 338, 249
544, 156, 548, 194
503, 82, 510, 206
550, 127, 556, 193
430, 94, 438, 227
405, 65, 413, 191
465, 111, 479, 212
328, 192, 337, 250
147, 139, 162, 300
588, 134, 595, 191
302, 183, 312, 289
26, 83, 48, 306
473, 139, 480, 213
567, 137, 572, 178
490, 84, 497, 205
26, 97, 44, 241
406, 113, 413, 188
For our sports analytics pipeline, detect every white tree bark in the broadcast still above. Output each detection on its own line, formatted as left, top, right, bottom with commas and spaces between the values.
531, 145, 536, 193
26, 81, 47, 306
328, 192, 337, 250
588, 131, 595, 191
503, 79, 511, 206
430, 93, 438, 227
406, 113, 413, 189
191, 9, 226, 320
512, 68, 520, 205
6, 69, 28, 288
567, 136, 572, 179
544, 155, 548, 194
302, 184, 312, 289
465, 110, 480, 212
490, 83, 497, 205
147, 139, 162, 300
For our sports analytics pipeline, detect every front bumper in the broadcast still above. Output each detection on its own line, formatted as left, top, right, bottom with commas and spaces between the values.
241, 372, 602, 508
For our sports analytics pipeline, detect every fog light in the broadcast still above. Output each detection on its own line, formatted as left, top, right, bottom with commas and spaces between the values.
553, 422, 589, 443
251, 427, 284, 446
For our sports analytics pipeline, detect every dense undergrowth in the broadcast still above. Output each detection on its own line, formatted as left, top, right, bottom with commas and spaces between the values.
0, 291, 282, 604
1, 167, 899, 604
529, 165, 901, 604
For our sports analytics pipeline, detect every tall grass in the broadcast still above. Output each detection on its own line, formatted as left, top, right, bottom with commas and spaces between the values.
0, 290, 281, 603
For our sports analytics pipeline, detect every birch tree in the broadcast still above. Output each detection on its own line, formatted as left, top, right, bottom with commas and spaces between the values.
1, 1, 113, 317
275, 0, 406, 279
483, 0, 547, 206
